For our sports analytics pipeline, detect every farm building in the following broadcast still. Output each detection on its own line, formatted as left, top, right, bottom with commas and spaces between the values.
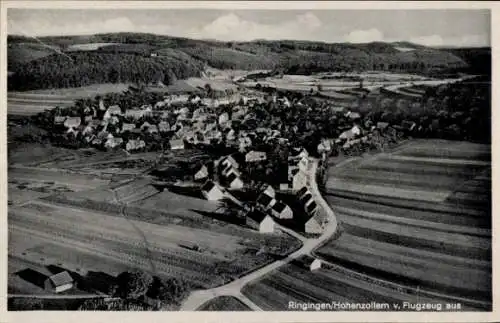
257, 191, 276, 210
54, 116, 67, 124
287, 168, 308, 192
220, 155, 240, 171
247, 210, 276, 233
158, 121, 170, 133
225, 171, 244, 189
64, 117, 81, 129
147, 125, 159, 134
300, 256, 323, 271
108, 105, 122, 116
270, 201, 293, 219
44, 271, 74, 293
105, 137, 123, 150
194, 165, 209, 181
201, 180, 225, 201
305, 209, 328, 234
218, 112, 230, 125
339, 129, 356, 141
262, 184, 276, 198
346, 111, 361, 120
125, 109, 145, 120
126, 139, 145, 152
169, 139, 185, 150
245, 151, 267, 163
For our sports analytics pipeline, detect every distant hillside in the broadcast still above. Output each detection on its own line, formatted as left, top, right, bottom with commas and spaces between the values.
7, 32, 488, 91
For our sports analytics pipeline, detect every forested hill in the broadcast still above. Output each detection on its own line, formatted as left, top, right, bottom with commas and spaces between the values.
7, 32, 490, 91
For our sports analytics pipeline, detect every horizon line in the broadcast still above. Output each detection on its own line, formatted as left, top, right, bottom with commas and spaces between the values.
6, 32, 491, 49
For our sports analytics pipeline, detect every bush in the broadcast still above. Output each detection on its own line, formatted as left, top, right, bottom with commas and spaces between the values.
115, 270, 154, 299
147, 276, 189, 305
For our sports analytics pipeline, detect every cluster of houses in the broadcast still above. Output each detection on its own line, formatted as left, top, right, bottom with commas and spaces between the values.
197, 148, 328, 235
52, 91, 272, 153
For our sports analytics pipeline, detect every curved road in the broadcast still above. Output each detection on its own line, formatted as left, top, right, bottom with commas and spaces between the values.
180, 158, 338, 310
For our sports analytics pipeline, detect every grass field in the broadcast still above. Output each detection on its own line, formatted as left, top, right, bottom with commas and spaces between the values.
7, 83, 130, 116
320, 140, 491, 303
9, 197, 300, 295
8, 159, 301, 297
241, 256, 486, 311
242, 140, 491, 311
197, 296, 251, 311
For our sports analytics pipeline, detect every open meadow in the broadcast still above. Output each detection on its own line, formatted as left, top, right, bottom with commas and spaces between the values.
242, 140, 491, 311
321, 140, 491, 301
8, 155, 302, 298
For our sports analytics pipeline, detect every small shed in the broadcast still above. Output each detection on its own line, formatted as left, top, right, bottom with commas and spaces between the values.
44, 271, 74, 293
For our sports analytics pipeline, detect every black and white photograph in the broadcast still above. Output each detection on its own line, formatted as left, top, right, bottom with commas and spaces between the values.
3, 1, 494, 317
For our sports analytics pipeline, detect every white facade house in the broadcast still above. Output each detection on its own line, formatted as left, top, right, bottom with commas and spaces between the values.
194, 165, 209, 181
270, 201, 293, 219
64, 117, 81, 129
105, 137, 123, 150
225, 171, 244, 189
262, 185, 276, 198
169, 139, 185, 150
305, 210, 328, 234
245, 151, 267, 163
258, 215, 275, 233
201, 180, 225, 201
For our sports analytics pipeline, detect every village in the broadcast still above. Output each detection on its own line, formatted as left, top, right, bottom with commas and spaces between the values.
31, 82, 417, 238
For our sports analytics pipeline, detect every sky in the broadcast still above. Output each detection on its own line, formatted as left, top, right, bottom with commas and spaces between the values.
7, 9, 491, 47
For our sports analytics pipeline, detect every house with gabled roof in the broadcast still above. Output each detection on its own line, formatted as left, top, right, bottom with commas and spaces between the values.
64, 117, 81, 129
262, 184, 276, 198
201, 180, 225, 201
305, 208, 328, 234
225, 171, 244, 189
54, 116, 67, 125
256, 191, 276, 211
169, 138, 185, 150
44, 271, 74, 293
245, 150, 267, 163
270, 200, 293, 219
194, 165, 209, 181
105, 137, 124, 150
247, 210, 275, 233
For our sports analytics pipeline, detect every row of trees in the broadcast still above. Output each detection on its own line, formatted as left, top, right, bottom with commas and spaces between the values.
79, 270, 189, 311
356, 76, 491, 143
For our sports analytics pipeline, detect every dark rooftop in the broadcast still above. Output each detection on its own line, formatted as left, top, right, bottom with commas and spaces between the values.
201, 180, 216, 191
272, 201, 287, 213
257, 192, 274, 207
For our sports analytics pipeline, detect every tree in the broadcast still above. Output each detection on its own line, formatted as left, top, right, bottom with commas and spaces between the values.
148, 276, 189, 305
115, 270, 154, 299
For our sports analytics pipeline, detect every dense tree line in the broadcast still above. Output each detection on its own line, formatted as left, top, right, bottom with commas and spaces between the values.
9, 32, 488, 91
357, 76, 491, 144
8, 51, 203, 91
